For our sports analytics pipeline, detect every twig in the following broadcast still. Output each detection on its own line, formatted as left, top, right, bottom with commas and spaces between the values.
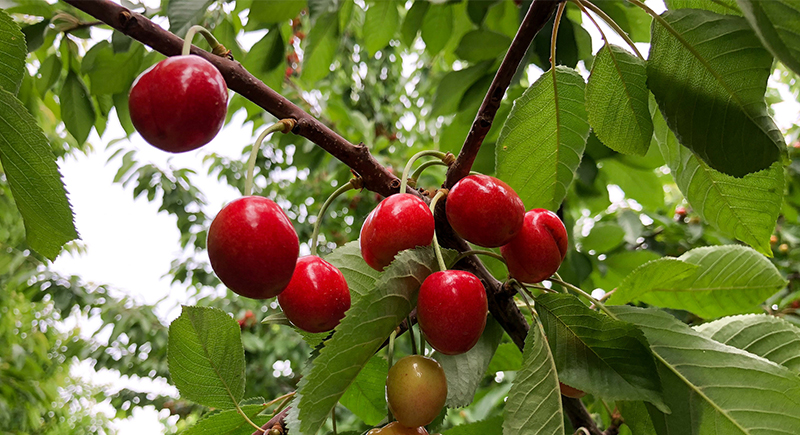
251, 406, 291, 435
61, 0, 399, 197
445, 0, 562, 188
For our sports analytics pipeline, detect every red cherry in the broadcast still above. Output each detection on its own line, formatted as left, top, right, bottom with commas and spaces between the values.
207, 196, 299, 299
417, 270, 488, 355
360, 194, 435, 271
446, 174, 525, 247
129, 55, 228, 153
500, 209, 568, 284
278, 256, 351, 333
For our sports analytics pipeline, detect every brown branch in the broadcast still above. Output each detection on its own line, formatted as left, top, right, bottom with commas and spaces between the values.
61, 0, 399, 197
444, 0, 562, 188
251, 406, 291, 435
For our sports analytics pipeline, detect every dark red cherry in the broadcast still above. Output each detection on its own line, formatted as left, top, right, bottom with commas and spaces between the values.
129, 55, 228, 153
501, 209, 568, 284
446, 174, 525, 247
417, 270, 488, 355
278, 256, 351, 333
360, 193, 435, 271
207, 196, 299, 299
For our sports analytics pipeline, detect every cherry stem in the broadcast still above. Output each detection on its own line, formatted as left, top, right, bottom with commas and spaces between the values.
182, 25, 224, 57
400, 150, 448, 194
429, 190, 448, 272
574, 0, 644, 59
419, 329, 426, 356
547, 277, 617, 319
550, 1, 567, 70
407, 315, 418, 355
513, 283, 536, 320
410, 160, 448, 183
244, 119, 296, 197
387, 329, 397, 422
331, 406, 337, 435
310, 179, 358, 256
452, 249, 506, 267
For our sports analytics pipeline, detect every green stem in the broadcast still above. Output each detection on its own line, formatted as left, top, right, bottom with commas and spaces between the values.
407, 315, 418, 355
182, 25, 223, 56
550, 1, 567, 69
411, 160, 448, 182
331, 407, 337, 435
451, 249, 506, 267
310, 181, 356, 256
244, 120, 294, 197
400, 150, 447, 194
387, 329, 397, 422
512, 282, 536, 319
234, 402, 265, 433
429, 190, 448, 272
419, 329, 426, 356
548, 277, 617, 319
577, 0, 644, 59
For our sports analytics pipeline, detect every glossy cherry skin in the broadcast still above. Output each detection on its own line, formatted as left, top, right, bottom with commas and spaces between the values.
207, 196, 299, 299
360, 194, 435, 271
129, 55, 228, 153
446, 174, 525, 247
500, 209, 568, 284
417, 270, 488, 355
277, 256, 350, 333
366, 422, 429, 435
559, 382, 586, 399
386, 355, 447, 428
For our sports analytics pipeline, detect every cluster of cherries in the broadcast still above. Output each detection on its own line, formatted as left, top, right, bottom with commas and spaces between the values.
128, 34, 571, 433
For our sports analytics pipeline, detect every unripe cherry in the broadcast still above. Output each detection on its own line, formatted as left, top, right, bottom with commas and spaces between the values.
417, 270, 488, 355
278, 256, 350, 333
360, 193, 435, 271
500, 209, 568, 284
446, 174, 525, 247
129, 55, 228, 152
386, 355, 447, 428
207, 196, 299, 299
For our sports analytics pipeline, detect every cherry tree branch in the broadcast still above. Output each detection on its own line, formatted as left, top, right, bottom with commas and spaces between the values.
62, 0, 399, 197
444, 0, 562, 188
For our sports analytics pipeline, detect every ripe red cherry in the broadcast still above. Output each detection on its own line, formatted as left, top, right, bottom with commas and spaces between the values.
360, 193, 435, 271
277, 256, 351, 333
417, 270, 488, 355
129, 55, 228, 153
500, 209, 568, 284
446, 174, 525, 247
366, 422, 429, 435
386, 355, 447, 428
207, 196, 299, 299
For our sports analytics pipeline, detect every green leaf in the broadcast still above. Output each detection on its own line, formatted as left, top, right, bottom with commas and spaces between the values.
59, 71, 95, 144
81, 41, 144, 95
503, 318, 564, 435
243, 26, 285, 76
595, 1, 651, 43
249, 0, 306, 24
496, 67, 589, 211
586, 44, 652, 156
617, 401, 658, 435
535, 293, 668, 412
665, 0, 742, 15
339, 355, 387, 425
323, 241, 381, 307
0, 9, 27, 94
20, 20, 47, 53
598, 159, 664, 210
609, 257, 699, 305
435, 317, 503, 408
444, 416, 503, 435
167, 0, 214, 37
654, 109, 783, 256
611, 306, 800, 435
592, 250, 661, 292
695, 314, 800, 373
363, 0, 398, 57
112, 92, 135, 136
647, 9, 784, 177
579, 222, 626, 254
431, 61, 491, 118
288, 246, 455, 435
34, 54, 61, 96
183, 404, 272, 435
421, 3, 453, 55
400, 1, 429, 47
302, 12, 338, 83
455, 29, 511, 63
112, 29, 133, 53
486, 342, 522, 373
0, 88, 77, 260
168, 306, 245, 409
613, 245, 786, 318
737, 0, 800, 76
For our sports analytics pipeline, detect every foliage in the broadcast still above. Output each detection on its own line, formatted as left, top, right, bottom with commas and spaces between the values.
1, 0, 800, 434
